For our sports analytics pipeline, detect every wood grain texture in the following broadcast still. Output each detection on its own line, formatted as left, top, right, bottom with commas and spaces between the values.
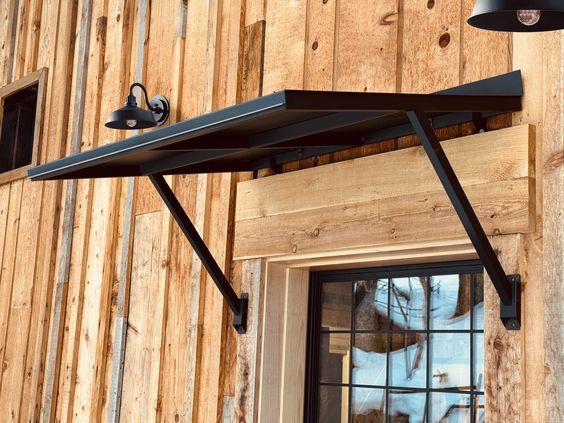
540, 31, 564, 423
0, 2, 560, 422
279, 268, 309, 423
235, 259, 265, 422
235, 125, 534, 259
256, 263, 287, 422
484, 235, 523, 422
119, 211, 170, 422
262, 0, 307, 93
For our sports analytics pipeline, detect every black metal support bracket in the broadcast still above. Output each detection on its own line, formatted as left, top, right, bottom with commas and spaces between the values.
149, 174, 248, 334
406, 110, 521, 330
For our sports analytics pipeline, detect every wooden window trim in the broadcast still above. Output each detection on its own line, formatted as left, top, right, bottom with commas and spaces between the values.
0, 67, 48, 185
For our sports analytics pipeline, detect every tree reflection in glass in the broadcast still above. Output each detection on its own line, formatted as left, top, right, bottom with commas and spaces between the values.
315, 267, 484, 422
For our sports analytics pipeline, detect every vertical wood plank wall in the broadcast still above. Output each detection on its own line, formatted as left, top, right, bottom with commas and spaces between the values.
0, 1, 561, 422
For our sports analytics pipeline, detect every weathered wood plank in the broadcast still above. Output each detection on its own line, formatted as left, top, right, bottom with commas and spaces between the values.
262, 0, 307, 93
484, 234, 523, 422
235, 259, 265, 422
256, 263, 287, 422
37, 0, 92, 420
0, 178, 42, 421
400, 0, 461, 93
22, 0, 42, 75
235, 177, 532, 260
184, 174, 211, 423
244, 0, 265, 26
279, 268, 309, 422
11, 0, 78, 419
235, 125, 534, 260
196, 172, 235, 423
303, 0, 336, 91
0, 0, 19, 84
0, 181, 23, 407
107, 0, 148, 420
334, 0, 398, 93
119, 211, 170, 422
238, 20, 265, 103
70, 1, 133, 420
541, 30, 564, 423
50, 3, 107, 421
237, 125, 532, 222
397, 0, 463, 150
157, 175, 197, 423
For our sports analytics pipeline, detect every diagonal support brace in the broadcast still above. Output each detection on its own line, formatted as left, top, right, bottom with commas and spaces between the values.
407, 110, 521, 330
149, 174, 248, 334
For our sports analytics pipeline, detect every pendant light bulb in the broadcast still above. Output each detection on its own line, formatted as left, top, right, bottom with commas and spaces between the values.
516, 9, 541, 26
126, 119, 137, 128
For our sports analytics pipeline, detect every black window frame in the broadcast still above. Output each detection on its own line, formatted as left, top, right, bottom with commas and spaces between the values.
304, 260, 485, 423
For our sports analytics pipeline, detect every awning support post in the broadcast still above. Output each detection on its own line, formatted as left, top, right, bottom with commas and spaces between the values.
149, 174, 248, 334
406, 109, 521, 330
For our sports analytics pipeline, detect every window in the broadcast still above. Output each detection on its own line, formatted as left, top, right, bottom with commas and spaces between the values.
0, 68, 47, 183
305, 261, 485, 423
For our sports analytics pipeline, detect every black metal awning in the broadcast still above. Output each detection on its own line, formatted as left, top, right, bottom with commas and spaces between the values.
28, 71, 524, 333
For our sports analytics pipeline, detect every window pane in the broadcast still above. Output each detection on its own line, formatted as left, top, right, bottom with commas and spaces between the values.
320, 332, 351, 384
473, 274, 484, 330
428, 393, 472, 422
430, 333, 470, 390
389, 333, 427, 388
430, 274, 470, 330
0, 84, 38, 173
388, 390, 426, 423
319, 385, 349, 423
473, 333, 484, 392
351, 387, 386, 421
355, 279, 388, 331
475, 395, 485, 422
389, 277, 426, 330
322, 282, 352, 330
353, 333, 387, 387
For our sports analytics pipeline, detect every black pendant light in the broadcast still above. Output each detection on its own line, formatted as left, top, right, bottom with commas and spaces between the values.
468, 0, 564, 32
105, 83, 169, 130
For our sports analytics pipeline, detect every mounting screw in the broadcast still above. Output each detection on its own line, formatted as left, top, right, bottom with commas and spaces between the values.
506, 319, 520, 330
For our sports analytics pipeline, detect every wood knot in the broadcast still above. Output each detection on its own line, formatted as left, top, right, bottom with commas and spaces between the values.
323, 0, 329, 4
312, 41, 319, 50
439, 33, 450, 48
544, 150, 563, 172
161, 259, 169, 269
312, 228, 320, 237
493, 337, 505, 352
427, 0, 435, 9
292, 244, 298, 253
380, 12, 398, 25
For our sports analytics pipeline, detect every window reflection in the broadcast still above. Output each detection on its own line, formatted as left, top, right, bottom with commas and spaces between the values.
314, 265, 485, 422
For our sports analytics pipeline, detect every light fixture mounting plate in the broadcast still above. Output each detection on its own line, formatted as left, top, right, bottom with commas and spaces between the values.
149, 95, 170, 126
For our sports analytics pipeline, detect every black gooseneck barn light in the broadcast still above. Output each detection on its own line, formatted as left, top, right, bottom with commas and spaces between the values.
468, 0, 564, 32
105, 82, 170, 130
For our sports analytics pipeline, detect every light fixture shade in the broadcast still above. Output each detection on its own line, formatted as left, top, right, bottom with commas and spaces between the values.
105, 103, 157, 130
468, 0, 564, 32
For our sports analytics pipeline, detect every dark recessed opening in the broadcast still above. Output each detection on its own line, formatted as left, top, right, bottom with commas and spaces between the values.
0, 84, 39, 173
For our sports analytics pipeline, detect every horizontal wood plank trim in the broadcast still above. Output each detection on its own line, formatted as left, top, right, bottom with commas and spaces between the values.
236, 125, 533, 221
234, 125, 534, 260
